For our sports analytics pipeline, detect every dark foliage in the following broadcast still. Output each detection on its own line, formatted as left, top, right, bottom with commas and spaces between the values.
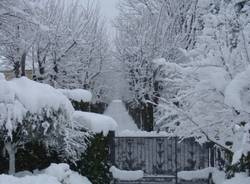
71, 101, 107, 114
0, 141, 64, 173
225, 152, 250, 178
125, 102, 154, 131
77, 133, 112, 184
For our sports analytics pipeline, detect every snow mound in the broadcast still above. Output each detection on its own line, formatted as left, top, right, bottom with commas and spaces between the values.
104, 100, 138, 133
222, 173, 250, 184
225, 66, 250, 113
14, 171, 33, 177
178, 167, 214, 180
0, 174, 61, 184
0, 163, 91, 184
44, 163, 91, 184
73, 111, 118, 135
178, 167, 225, 184
110, 166, 144, 181
44, 163, 72, 182
58, 89, 92, 102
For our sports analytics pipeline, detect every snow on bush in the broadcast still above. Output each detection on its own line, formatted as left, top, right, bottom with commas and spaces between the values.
0, 163, 91, 184
0, 76, 89, 173
73, 111, 117, 135
225, 66, 250, 113
231, 122, 250, 164
0, 76, 74, 136
196, 66, 230, 93
109, 166, 144, 181
58, 89, 92, 103
10, 77, 73, 115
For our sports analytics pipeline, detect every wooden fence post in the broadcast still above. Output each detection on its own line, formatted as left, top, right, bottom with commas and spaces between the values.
108, 131, 115, 166
175, 137, 178, 184
206, 142, 215, 167
248, 152, 250, 176
208, 172, 213, 184
209, 143, 215, 167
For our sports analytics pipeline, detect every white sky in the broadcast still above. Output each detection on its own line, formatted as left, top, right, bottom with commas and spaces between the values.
99, 0, 119, 20
99, 0, 119, 35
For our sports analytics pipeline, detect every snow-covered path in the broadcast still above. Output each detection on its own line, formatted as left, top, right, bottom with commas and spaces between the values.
104, 100, 138, 133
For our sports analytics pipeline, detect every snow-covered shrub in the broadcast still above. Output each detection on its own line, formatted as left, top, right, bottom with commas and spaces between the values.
0, 76, 89, 174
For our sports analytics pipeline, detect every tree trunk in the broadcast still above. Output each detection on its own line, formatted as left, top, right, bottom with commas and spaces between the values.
5, 142, 17, 175
14, 62, 20, 78
20, 52, 26, 77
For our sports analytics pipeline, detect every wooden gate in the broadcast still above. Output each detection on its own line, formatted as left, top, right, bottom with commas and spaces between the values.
109, 133, 213, 184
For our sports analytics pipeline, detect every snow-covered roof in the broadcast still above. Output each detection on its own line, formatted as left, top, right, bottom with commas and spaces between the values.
73, 111, 118, 135
58, 89, 92, 102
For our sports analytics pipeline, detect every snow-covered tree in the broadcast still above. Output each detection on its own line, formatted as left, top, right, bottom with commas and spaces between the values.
155, 0, 250, 166
0, 0, 110, 103
115, 0, 198, 129
0, 0, 36, 77
29, 0, 110, 93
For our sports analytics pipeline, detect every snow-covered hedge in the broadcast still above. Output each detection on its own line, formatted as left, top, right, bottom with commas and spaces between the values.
0, 75, 74, 135
58, 89, 92, 103
0, 76, 96, 174
73, 111, 117, 135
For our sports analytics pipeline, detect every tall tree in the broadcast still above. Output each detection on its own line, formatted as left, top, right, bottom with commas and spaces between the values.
155, 0, 250, 167
115, 0, 198, 129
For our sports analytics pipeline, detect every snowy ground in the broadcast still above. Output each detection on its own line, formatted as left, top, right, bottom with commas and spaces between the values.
104, 100, 138, 133
178, 168, 250, 184
0, 163, 91, 184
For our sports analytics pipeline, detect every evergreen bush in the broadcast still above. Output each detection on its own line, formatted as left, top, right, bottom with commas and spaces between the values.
77, 133, 112, 184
